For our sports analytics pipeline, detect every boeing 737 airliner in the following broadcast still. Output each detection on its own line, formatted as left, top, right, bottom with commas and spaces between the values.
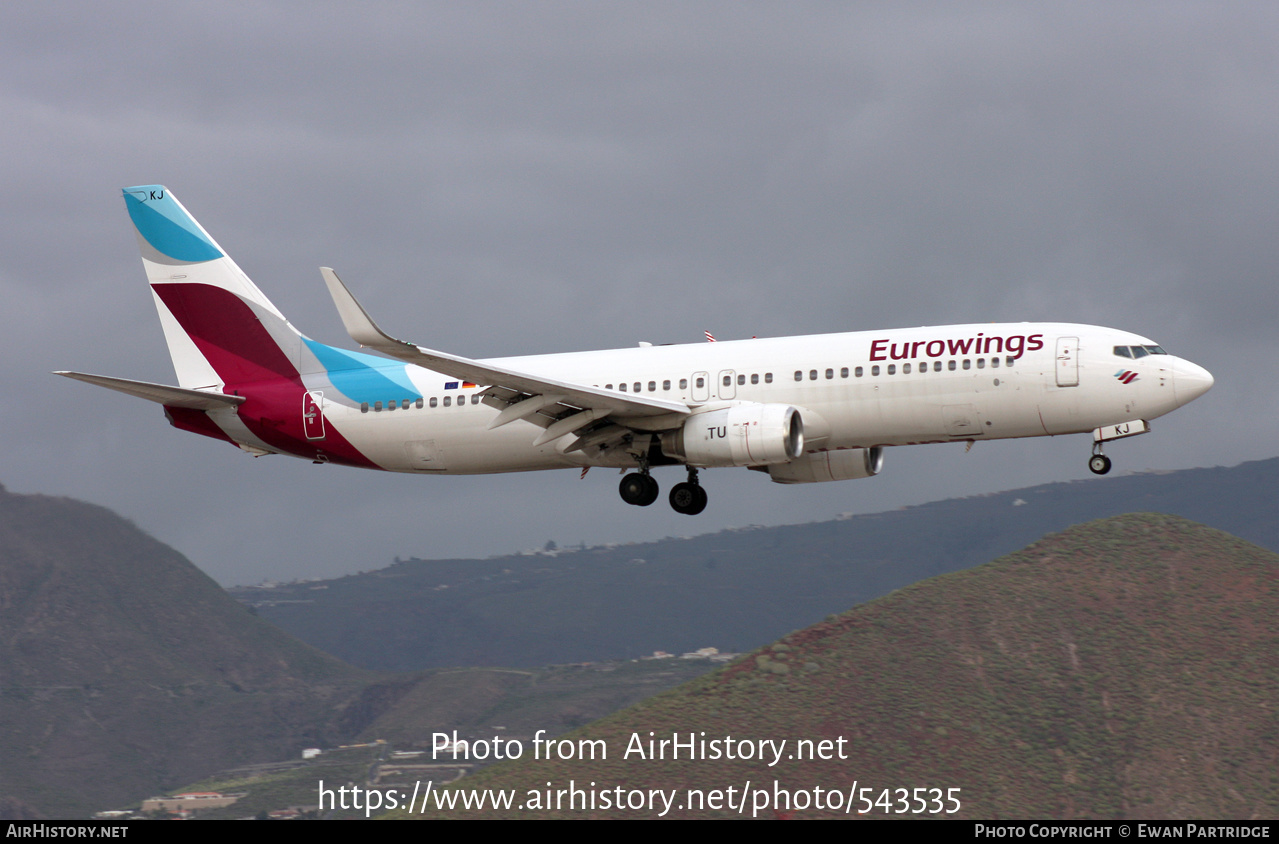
58, 186, 1214, 515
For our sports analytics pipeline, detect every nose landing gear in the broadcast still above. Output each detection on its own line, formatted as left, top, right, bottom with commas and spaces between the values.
1088, 443, 1112, 475
669, 468, 708, 516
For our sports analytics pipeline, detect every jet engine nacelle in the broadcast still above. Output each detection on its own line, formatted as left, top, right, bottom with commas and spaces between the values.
767, 446, 884, 484
661, 404, 804, 467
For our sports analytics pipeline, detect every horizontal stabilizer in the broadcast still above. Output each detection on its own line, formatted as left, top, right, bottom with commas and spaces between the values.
55, 372, 246, 410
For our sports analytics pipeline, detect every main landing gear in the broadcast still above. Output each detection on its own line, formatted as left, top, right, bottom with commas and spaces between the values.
669, 468, 708, 516
618, 465, 708, 515
1088, 443, 1112, 475
618, 471, 659, 506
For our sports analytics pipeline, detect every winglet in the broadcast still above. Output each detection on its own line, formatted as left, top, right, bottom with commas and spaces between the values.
320, 267, 418, 355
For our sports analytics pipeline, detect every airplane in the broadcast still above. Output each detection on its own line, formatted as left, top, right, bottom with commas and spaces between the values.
57, 186, 1214, 516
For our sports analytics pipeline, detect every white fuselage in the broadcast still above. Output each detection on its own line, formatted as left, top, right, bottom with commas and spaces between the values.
290, 322, 1210, 475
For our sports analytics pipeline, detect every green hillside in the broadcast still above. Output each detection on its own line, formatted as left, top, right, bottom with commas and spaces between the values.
393, 514, 1279, 819
158, 659, 720, 819
353, 660, 719, 744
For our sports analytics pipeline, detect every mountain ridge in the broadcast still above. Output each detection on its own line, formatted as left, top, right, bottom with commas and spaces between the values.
240, 457, 1279, 670
394, 513, 1279, 819
0, 485, 372, 818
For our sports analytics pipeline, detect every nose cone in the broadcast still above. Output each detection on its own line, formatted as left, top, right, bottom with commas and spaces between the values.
1173, 359, 1214, 406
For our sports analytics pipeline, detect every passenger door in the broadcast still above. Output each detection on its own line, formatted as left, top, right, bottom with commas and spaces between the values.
1055, 337, 1079, 387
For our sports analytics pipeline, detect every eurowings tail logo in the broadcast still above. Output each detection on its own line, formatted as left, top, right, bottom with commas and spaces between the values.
1114, 369, 1139, 384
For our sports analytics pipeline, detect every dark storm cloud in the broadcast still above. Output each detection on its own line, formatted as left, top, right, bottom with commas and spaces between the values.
1, 2, 1273, 585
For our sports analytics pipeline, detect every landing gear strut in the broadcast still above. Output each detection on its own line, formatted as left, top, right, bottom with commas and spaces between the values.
1088, 443, 1112, 475
669, 467, 708, 516
619, 463, 659, 506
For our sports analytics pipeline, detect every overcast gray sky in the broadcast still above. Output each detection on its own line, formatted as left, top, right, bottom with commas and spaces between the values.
2, 2, 1273, 586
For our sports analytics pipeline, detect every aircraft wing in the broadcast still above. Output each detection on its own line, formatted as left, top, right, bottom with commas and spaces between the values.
55, 372, 247, 409
320, 268, 691, 446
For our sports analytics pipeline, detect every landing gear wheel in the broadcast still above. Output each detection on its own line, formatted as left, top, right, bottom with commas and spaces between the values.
619, 472, 659, 506
669, 482, 708, 516
1088, 454, 1112, 475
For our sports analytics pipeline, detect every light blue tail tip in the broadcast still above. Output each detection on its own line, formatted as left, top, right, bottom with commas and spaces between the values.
122, 185, 224, 263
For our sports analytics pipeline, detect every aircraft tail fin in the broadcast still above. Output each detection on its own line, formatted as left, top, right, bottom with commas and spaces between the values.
123, 185, 304, 389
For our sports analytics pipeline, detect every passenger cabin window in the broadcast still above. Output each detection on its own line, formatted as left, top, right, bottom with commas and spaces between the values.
750, 374, 759, 385
825, 368, 834, 380
948, 361, 957, 371
976, 358, 985, 369
809, 370, 818, 381
903, 363, 911, 374
402, 399, 411, 409
1004, 357, 1014, 368
887, 364, 896, 375
619, 383, 627, 392
443, 396, 451, 406
695, 376, 705, 388
765, 372, 773, 383
633, 382, 641, 393
855, 366, 863, 377
430, 397, 438, 408
648, 381, 656, 392
680, 378, 689, 389
472, 394, 481, 405
737, 374, 745, 386
415, 398, 424, 408
991, 357, 999, 369
361, 402, 369, 413
794, 371, 802, 382
840, 367, 849, 378
722, 375, 732, 387
374, 401, 383, 411
872, 365, 880, 376
962, 359, 971, 370
663, 380, 671, 390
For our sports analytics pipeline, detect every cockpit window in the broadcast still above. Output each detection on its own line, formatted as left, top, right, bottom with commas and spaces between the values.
1117, 344, 1167, 359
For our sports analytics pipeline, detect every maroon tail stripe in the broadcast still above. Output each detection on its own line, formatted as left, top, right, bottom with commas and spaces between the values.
152, 283, 298, 384
164, 406, 239, 445
153, 282, 380, 469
